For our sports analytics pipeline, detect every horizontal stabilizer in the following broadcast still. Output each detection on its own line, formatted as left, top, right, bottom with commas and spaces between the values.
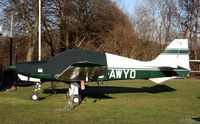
149, 77, 174, 84
190, 60, 200, 63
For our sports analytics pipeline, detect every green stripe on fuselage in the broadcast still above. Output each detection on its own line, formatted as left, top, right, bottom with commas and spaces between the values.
162, 49, 189, 54
98, 68, 190, 81
135, 69, 190, 78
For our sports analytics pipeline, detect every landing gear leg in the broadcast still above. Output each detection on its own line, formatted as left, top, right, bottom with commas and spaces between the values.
65, 82, 81, 111
68, 82, 81, 105
31, 83, 41, 101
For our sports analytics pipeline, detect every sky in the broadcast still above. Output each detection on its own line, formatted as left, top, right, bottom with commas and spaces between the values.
111, 0, 142, 16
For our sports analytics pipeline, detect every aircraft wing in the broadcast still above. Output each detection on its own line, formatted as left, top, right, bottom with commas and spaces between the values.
55, 61, 106, 82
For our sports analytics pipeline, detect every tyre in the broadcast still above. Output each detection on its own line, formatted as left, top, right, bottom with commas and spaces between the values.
72, 95, 81, 105
31, 93, 39, 101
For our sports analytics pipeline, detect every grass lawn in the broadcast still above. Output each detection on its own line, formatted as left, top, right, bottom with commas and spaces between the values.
0, 79, 200, 124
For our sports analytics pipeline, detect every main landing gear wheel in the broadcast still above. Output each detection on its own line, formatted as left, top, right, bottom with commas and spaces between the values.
64, 82, 84, 112
72, 95, 81, 105
31, 93, 39, 101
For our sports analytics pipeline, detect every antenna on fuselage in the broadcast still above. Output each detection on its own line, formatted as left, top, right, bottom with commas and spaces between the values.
77, 37, 86, 48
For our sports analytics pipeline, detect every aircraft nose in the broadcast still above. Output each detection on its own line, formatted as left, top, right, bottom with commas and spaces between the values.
9, 64, 16, 70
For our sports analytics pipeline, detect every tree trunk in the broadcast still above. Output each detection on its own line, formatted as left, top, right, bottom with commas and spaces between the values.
26, 42, 35, 61
59, 21, 69, 52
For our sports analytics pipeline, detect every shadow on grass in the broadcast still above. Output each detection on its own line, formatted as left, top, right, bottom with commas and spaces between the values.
197, 97, 200, 99
192, 117, 200, 122
43, 88, 68, 94
84, 84, 176, 94
42, 84, 176, 100
82, 85, 176, 99
39, 88, 68, 100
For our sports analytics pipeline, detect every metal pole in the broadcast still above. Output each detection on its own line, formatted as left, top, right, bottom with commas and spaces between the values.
15, 42, 18, 64
10, 14, 13, 66
0, 24, 2, 36
38, 0, 41, 61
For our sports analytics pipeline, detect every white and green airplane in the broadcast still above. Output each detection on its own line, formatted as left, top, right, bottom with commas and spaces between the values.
9, 39, 191, 105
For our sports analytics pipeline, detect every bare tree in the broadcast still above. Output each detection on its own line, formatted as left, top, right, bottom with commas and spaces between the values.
176, 0, 200, 60
131, 1, 161, 60
1, 0, 40, 61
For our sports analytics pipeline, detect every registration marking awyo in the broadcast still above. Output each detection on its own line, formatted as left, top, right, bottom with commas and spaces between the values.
108, 69, 136, 79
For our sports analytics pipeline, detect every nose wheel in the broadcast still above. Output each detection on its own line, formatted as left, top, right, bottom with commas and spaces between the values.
31, 93, 39, 101
31, 83, 41, 101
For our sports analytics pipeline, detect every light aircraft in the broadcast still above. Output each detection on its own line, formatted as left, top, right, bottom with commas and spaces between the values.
9, 39, 191, 105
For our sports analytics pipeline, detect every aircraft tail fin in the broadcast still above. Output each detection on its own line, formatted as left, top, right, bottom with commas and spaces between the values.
152, 39, 190, 70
